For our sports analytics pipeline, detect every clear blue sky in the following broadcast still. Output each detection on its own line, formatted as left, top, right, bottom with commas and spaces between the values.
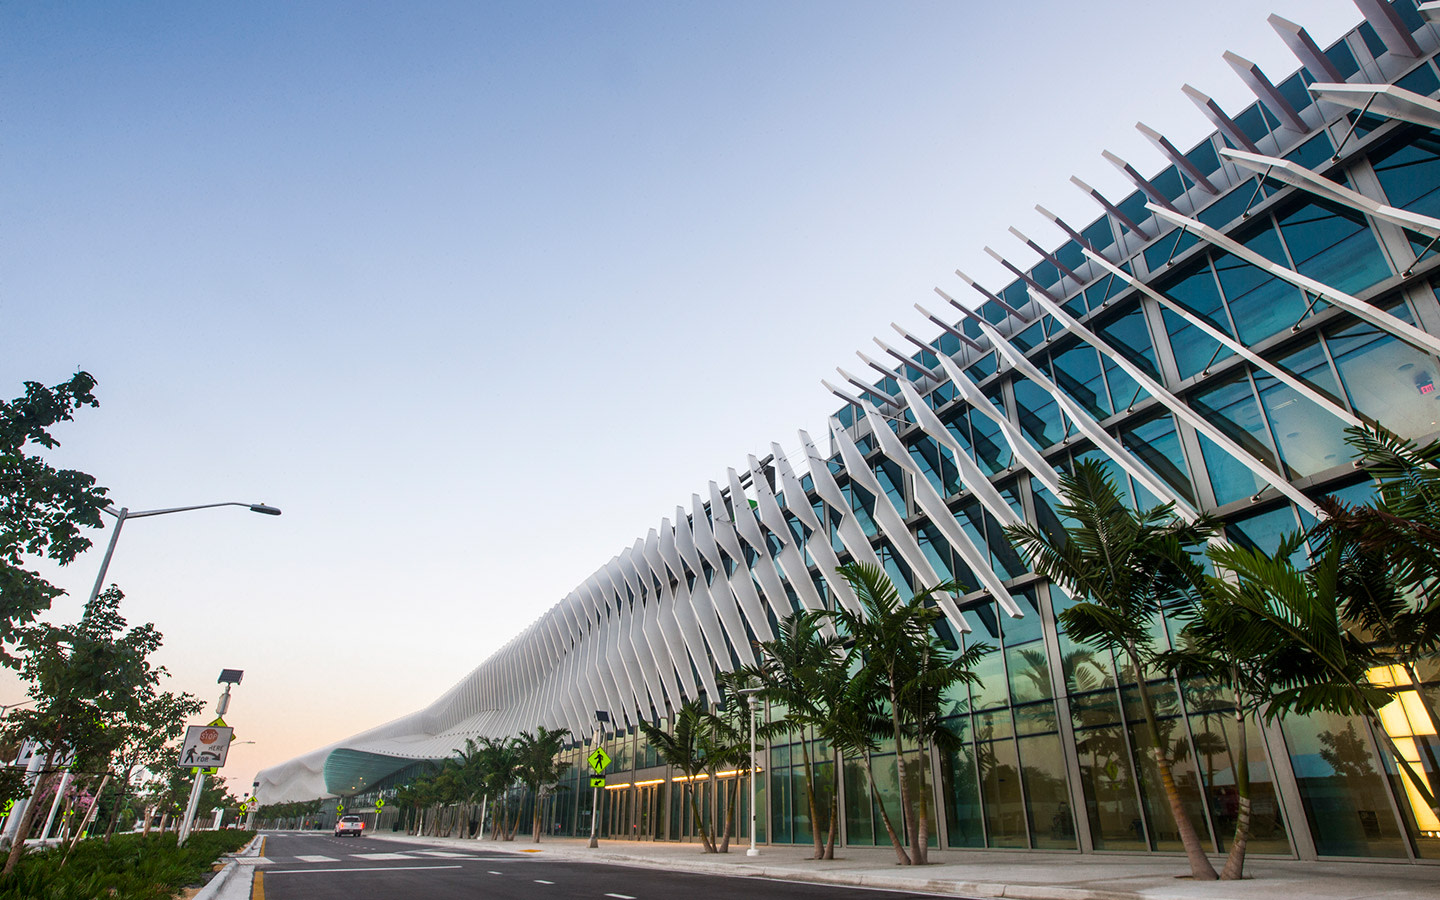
2, 0, 1363, 794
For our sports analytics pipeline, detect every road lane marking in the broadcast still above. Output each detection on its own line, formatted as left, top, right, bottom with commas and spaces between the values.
605, 894, 636, 899
534, 879, 555, 884
251, 870, 264, 900
351, 852, 418, 860
267, 865, 463, 875
293, 855, 339, 862
413, 850, 473, 857
489, 870, 503, 874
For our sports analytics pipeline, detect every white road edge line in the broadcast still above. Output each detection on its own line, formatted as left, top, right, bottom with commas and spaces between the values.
267, 865, 463, 875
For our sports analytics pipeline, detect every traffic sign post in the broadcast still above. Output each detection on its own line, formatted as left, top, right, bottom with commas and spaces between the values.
179, 672, 242, 847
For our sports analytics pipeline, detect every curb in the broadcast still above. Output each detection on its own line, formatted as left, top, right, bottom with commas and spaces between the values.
192, 833, 265, 900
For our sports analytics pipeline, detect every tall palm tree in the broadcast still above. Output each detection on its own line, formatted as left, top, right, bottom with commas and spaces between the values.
831, 562, 990, 866
1002, 459, 1220, 881
1160, 566, 1286, 881
744, 609, 845, 859
639, 700, 717, 852
513, 726, 572, 841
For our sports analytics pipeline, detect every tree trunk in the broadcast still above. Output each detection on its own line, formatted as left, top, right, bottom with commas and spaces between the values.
888, 688, 919, 866
62, 773, 110, 865
104, 763, 137, 842
863, 750, 910, 865
719, 777, 734, 853
533, 788, 544, 842
913, 740, 931, 865
688, 784, 715, 852
1220, 705, 1252, 881
1129, 647, 1217, 881
798, 735, 823, 859
141, 804, 154, 837
3, 768, 56, 876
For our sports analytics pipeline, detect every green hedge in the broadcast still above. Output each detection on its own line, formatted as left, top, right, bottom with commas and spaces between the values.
0, 829, 254, 900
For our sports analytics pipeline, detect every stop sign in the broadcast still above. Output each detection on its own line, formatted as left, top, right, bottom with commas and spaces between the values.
200, 728, 218, 743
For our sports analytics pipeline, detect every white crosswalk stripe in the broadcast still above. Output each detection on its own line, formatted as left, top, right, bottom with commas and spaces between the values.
293, 855, 339, 863
412, 850, 474, 858
351, 852, 418, 860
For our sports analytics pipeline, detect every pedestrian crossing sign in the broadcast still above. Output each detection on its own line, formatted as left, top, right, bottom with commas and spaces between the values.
587, 747, 611, 773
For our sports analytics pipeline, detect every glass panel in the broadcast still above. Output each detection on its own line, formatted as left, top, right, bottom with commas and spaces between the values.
1072, 690, 1148, 850
1275, 200, 1390, 297
1327, 306, 1440, 439
1190, 373, 1280, 505
979, 738, 1027, 848
1118, 413, 1196, 505
1160, 261, 1233, 380
1012, 377, 1066, 450
1373, 131, 1440, 220
1050, 341, 1112, 419
1212, 223, 1309, 345
1097, 307, 1160, 378
1019, 733, 1078, 849
1281, 711, 1410, 858
942, 737, 984, 848
1254, 355, 1350, 478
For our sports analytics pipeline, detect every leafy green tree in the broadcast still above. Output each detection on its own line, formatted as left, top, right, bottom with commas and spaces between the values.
1003, 460, 1220, 881
102, 690, 205, 842
0, 373, 109, 663
2, 586, 162, 874
512, 726, 571, 842
638, 700, 716, 852
831, 563, 990, 866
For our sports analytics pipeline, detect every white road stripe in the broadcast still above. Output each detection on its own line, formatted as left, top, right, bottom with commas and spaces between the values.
488, 870, 504, 874
351, 852, 418, 860
293, 855, 339, 863
605, 894, 637, 899
268, 865, 463, 875
412, 850, 474, 858
535, 879, 555, 884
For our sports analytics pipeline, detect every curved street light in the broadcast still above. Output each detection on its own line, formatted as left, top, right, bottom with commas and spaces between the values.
87, 501, 282, 603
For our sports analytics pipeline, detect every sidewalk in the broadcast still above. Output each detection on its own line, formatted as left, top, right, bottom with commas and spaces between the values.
364, 831, 1437, 900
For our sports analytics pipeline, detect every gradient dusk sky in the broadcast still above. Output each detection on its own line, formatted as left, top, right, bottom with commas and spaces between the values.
2, 0, 1364, 797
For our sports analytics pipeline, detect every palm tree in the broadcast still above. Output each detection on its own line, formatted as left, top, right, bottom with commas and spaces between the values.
1207, 532, 1439, 823
1315, 425, 1440, 745
703, 680, 755, 853
831, 562, 991, 865
745, 609, 845, 859
1160, 567, 1285, 880
513, 726, 572, 841
1002, 459, 1220, 881
638, 700, 717, 852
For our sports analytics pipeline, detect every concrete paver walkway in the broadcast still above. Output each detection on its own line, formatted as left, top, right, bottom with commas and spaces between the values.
360, 831, 1437, 900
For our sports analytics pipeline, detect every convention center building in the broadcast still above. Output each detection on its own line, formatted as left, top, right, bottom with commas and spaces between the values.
259, 0, 1440, 863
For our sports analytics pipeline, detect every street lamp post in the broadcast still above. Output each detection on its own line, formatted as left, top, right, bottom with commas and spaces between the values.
28, 501, 280, 849
737, 688, 763, 857
587, 710, 609, 849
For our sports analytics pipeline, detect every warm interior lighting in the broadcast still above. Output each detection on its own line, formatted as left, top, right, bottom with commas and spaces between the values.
603, 782, 631, 790
1369, 664, 1439, 837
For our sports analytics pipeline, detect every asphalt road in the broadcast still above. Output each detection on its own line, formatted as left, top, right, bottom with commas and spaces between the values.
255, 832, 962, 900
